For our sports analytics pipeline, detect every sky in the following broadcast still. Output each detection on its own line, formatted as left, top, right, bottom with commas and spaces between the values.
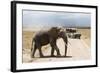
23, 10, 91, 28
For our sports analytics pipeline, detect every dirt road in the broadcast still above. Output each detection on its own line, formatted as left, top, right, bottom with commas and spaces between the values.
22, 38, 91, 63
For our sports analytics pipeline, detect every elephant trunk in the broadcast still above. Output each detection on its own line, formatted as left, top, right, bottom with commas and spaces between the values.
59, 31, 68, 56
63, 37, 68, 56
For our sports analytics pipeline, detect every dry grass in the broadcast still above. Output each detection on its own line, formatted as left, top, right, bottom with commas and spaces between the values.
22, 31, 34, 50
78, 28, 91, 46
22, 28, 91, 49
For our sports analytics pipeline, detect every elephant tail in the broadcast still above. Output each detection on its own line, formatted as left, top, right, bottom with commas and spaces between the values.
31, 38, 35, 51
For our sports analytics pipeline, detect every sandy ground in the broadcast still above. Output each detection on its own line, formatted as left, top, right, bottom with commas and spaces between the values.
22, 28, 91, 63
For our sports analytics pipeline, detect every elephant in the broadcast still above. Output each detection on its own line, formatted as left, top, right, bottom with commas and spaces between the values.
31, 27, 68, 58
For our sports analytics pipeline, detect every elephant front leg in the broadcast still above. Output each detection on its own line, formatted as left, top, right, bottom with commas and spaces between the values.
51, 47, 55, 57
65, 45, 67, 57
50, 41, 61, 57
55, 45, 61, 57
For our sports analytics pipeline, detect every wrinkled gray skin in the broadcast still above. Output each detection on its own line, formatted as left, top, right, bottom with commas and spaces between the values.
31, 27, 68, 58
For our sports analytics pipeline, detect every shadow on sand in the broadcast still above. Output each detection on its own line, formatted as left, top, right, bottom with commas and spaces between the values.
33, 55, 72, 58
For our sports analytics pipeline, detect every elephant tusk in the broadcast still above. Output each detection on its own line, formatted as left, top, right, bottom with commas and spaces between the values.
68, 41, 71, 45
64, 40, 71, 46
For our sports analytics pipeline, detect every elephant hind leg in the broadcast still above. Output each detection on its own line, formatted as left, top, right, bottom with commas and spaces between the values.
36, 44, 44, 57
38, 47, 44, 57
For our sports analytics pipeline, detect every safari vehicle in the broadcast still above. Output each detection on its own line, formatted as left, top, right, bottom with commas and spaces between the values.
66, 28, 81, 39
68, 33, 81, 39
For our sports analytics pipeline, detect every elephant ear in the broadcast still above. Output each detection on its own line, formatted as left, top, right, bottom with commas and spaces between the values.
48, 27, 57, 37
59, 29, 66, 38
48, 27, 61, 38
